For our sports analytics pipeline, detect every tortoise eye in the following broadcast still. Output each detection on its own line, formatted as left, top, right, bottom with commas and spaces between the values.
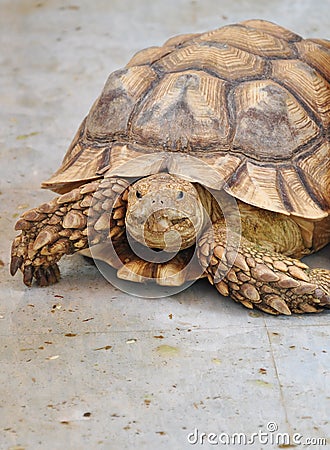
136, 190, 143, 199
177, 191, 184, 200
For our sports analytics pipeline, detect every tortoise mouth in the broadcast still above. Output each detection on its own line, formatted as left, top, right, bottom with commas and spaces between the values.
127, 209, 198, 252
171, 217, 189, 226
145, 211, 192, 233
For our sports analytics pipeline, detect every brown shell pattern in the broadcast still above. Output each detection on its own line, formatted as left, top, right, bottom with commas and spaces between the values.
43, 20, 330, 219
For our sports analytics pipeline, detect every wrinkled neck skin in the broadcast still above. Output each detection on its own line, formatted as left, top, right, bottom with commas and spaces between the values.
125, 173, 206, 252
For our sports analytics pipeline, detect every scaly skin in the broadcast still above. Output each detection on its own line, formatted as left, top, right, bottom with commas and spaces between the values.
10, 173, 330, 315
198, 221, 330, 314
11, 178, 128, 286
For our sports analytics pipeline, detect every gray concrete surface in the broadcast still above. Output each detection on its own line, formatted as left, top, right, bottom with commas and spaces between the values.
0, 1, 329, 449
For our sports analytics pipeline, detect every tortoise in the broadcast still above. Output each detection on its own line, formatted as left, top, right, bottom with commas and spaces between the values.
11, 19, 330, 315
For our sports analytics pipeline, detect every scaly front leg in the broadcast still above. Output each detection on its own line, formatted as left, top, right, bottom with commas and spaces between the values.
10, 178, 128, 286
198, 221, 330, 315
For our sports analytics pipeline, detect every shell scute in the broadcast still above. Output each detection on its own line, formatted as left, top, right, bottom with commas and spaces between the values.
295, 39, 330, 82
196, 24, 294, 57
154, 43, 265, 80
130, 71, 232, 151
240, 19, 301, 42
86, 65, 158, 140
271, 59, 330, 128
126, 46, 172, 68
232, 80, 320, 160
296, 142, 330, 209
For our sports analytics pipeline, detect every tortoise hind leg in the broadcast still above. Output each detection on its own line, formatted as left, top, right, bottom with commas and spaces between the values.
11, 177, 128, 286
198, 221, 330, 315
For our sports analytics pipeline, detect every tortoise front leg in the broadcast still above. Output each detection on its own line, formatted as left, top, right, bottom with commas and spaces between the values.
10, 178, 128, 286
198, 221, 330, 315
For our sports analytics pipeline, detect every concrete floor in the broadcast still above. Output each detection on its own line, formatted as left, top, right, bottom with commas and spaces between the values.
1, 1, 329, 449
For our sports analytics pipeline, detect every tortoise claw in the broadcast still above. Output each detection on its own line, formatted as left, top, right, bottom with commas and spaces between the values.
35, 268, 48, 287
52, 264, 61, 282
23, 265, 34, 287
45, 267, 57, 285
46, 265, 61, 285
10, 255, 23, 276
35, 264, 61, 286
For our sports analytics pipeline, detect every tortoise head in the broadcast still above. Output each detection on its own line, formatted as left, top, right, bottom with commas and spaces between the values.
125, 173, 204, 252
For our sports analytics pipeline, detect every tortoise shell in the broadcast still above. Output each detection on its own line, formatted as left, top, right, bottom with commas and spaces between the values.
43, 19, 330, 220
